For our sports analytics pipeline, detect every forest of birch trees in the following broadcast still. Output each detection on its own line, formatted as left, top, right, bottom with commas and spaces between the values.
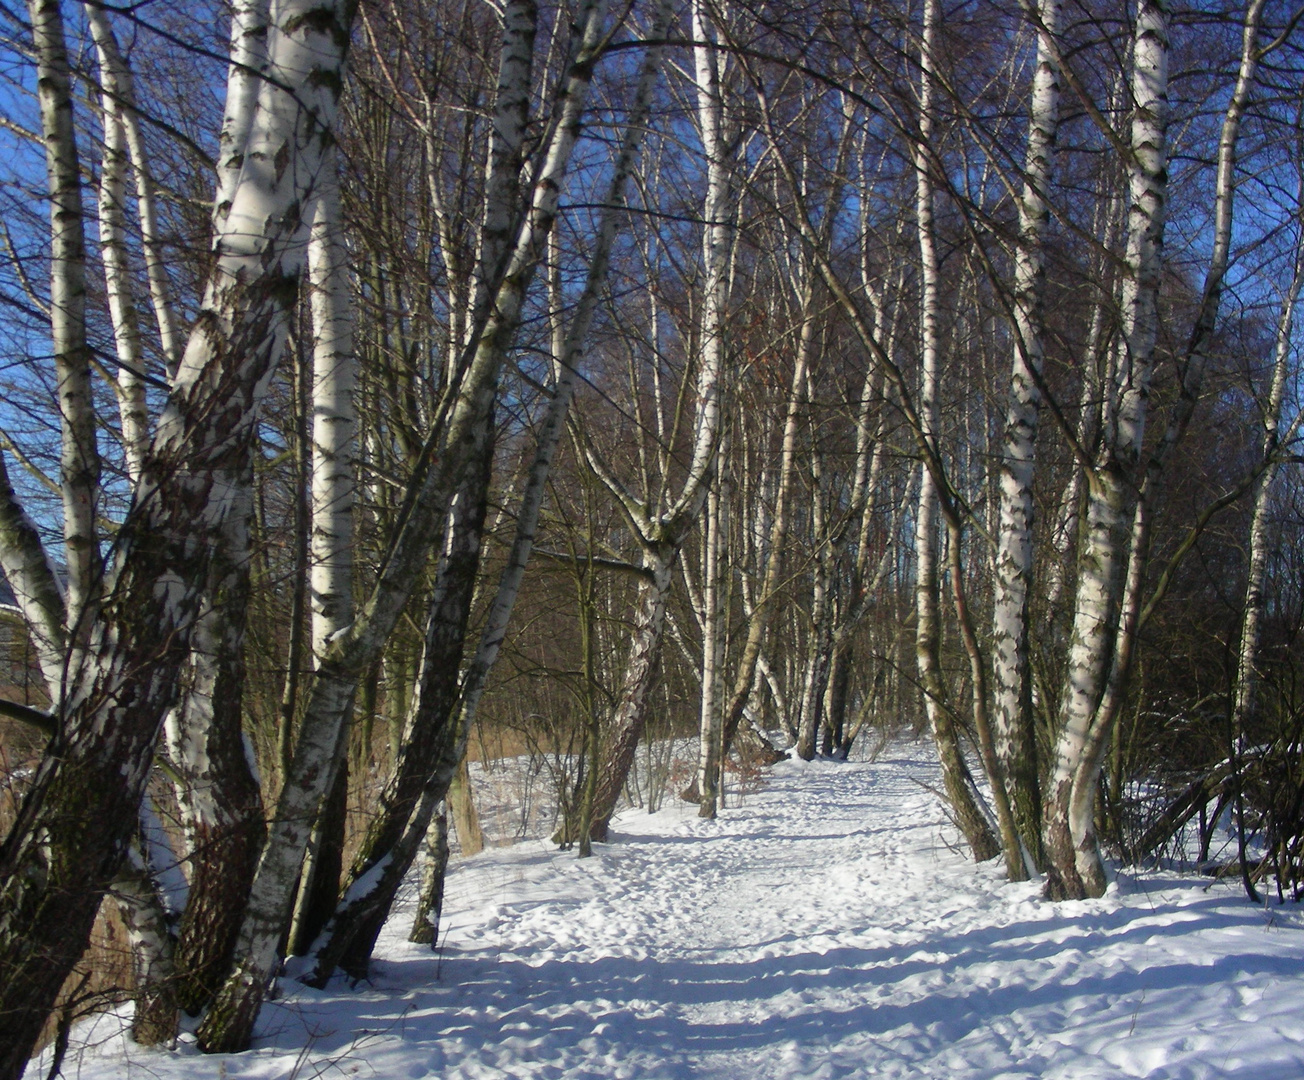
2, 0, 1304, 1072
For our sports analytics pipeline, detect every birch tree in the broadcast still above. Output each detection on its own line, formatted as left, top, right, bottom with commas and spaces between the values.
911, 0, 1000, 862
0, 0, 355, 1071
197, 0, 625, 1045
560, 0, 738, 843
1042, 0, 1274, 899
990, 0, 1061, 875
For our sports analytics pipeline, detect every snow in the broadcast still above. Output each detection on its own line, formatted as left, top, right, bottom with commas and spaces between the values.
43, 744, 1304, 1079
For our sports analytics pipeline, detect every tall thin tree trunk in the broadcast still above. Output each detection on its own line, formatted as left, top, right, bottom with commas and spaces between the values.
991, 0, 1060, 874
718, 275, 814, 761
90, 23, 149, 488
696, 444, 728, 813
1229, 217, 1304, 898
30, 0, 101, 640
287, 156, 357, 958
1044, 0, 1171, 900
912, 0, 998, 862
83, 5, 181, 376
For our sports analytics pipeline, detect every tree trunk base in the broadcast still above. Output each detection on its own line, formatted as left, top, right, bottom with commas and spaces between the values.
195, 964, 267, 1054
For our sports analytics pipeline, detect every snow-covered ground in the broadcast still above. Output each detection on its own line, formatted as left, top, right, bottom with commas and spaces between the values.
46, 746, 1304, 1079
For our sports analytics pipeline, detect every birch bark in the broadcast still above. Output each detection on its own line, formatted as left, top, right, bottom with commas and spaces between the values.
1227, 224, 1302, 900
90, 29, 149, 487
1044, 0, 1170, 900
30, 0, 101, 638
1044, 0, 1265, 898
83, 6, 181, 375
912, 0, 999, 862
285, 153, 357, 958
991, 0, 1061, 872
0, 0, 353, 1071
696, 437, 729, 810
165, 472, 264, 1016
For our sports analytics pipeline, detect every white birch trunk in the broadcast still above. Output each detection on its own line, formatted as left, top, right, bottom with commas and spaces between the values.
586, 548, 675, 841
213, 0, 271, 233
696, 443, 728, 813
308, 161, 356, 659
912, 0, 998, 862
797, 451, 833, 761
1044, 0, 1170, 899
164, 471, 265, 1016
83, 7, 181, 375
551, 0, 730, 836
680, 0, 734, 806
991, 0, 1060, 870
112, 853, 179, 1046
30, 0, 101, 637
283, 154, 356, 958
90, 31, 149, 488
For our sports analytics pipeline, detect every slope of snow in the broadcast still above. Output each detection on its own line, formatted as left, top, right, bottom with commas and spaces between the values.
47, 747, 1304, 1079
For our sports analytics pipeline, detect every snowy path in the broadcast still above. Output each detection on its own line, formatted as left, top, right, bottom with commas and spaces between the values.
60, 749, 1304, 1079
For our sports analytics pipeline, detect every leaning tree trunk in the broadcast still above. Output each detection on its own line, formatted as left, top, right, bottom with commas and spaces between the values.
580, 0, 732, 833
302, 419, 492, 986
717, 273, 814, 763
396, 6, 672, 931
583, 549, 676, 842
0, 1, 352, 1072
309, 0, 673, 986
